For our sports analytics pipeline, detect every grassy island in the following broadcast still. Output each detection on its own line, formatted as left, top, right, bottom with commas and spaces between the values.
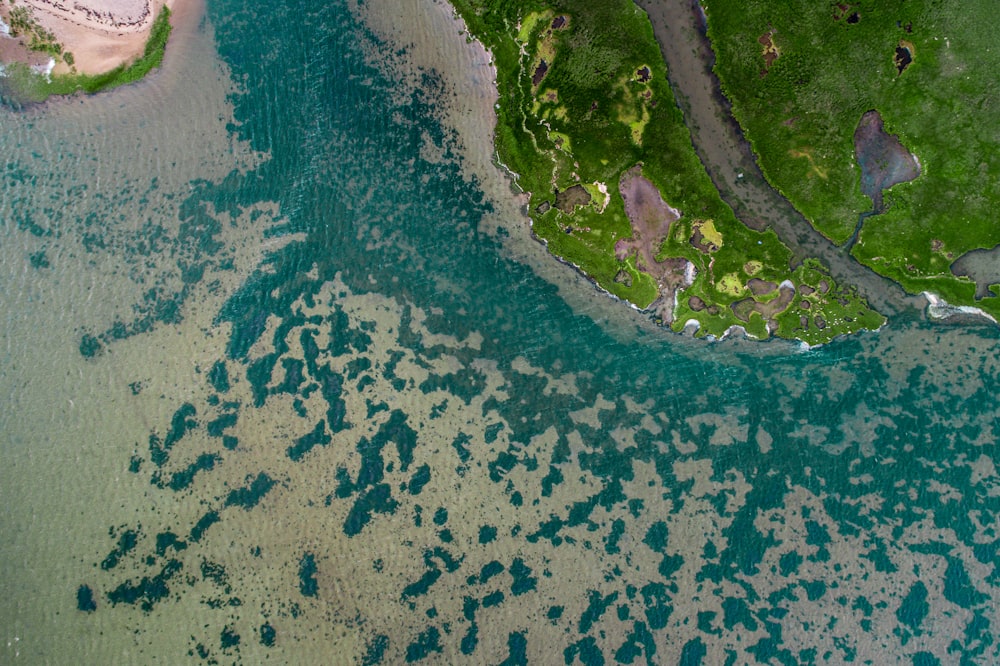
705, 0, 1000, 317
449, 0, 883, 344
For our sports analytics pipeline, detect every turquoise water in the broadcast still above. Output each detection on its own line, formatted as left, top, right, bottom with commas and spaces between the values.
1, 0, 998, 663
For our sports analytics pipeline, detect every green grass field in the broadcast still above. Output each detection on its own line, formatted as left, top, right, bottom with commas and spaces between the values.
449, 0, 883, 343
705, 0, 1000, 316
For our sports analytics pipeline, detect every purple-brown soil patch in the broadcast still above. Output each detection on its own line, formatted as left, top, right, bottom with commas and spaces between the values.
616, 165, 692, 321
854, 110, 920, 210
532, 59, 549, 86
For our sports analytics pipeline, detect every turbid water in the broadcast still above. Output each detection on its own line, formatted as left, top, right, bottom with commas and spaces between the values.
0, 0, 997, 663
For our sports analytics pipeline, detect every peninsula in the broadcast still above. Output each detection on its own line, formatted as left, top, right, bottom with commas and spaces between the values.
0, 0, 176, 100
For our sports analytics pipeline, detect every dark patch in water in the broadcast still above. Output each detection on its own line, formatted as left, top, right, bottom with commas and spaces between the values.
76, 584, 97, 612
408, 464, 431, 494
107, 558, 182, 612
155, 531, 188, 556
208, 361, 230, 393
406, 626, 443, 662
29, 250, 49, 268
79, 333, 103, 358
206, 412, 238, 437
220, 626, 240, 649
287, 419, 331, 461
161, 453, 220, 491
225, 472, 276, 510
299, 553, 319, 597
101, 528, 141, 571
150, 403, 198, 467
190, 511, 220, 542
260, 622, 277, 647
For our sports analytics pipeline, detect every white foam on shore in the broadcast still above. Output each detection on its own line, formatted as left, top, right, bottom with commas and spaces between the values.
683, 260, 696, 286
595, 181, 609, 213
30, 58, 56, 81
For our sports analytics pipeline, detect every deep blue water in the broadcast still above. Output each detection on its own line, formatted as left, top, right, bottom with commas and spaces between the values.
3, 0, 998, 662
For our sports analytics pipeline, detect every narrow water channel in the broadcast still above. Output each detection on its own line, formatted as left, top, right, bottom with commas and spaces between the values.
636, 0, 925, 318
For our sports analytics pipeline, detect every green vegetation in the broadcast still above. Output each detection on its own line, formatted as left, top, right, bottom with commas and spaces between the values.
449, 0, 882, 342
1, 7, 172, 102
7, 4, 63, 58
705, 0, 1000, 316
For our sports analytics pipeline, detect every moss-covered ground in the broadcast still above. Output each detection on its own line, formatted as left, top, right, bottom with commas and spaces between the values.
449, 0, 882, 343
705, 0, 1000, 316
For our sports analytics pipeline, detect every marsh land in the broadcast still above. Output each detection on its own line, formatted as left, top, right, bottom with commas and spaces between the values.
451, 0, 1000, 343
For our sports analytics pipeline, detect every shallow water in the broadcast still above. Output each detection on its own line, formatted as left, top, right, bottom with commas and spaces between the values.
0, 0, 998, 663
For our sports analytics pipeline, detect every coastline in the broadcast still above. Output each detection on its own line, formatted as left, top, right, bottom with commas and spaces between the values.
0, 0, 190, 78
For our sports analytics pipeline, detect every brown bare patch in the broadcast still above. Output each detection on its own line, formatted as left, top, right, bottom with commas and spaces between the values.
555, 184, 591, 213
758, 31, 779, 73
747, 278, 777, 296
